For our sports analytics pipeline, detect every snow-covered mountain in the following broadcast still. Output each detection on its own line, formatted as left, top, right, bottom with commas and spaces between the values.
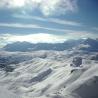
2, 38, 98, 52
0, 39, 98, 98
2, 39, 83, 51
0, 49, 98, 98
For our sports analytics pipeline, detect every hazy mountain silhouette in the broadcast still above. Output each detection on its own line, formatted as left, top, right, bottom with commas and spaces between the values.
2, 39, 83, 51
2, 38, 98, 52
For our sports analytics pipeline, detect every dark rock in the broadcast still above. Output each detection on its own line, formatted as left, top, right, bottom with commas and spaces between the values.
71, 57, 82, 67
90, 54, 98, 60
30, 68, 52, 83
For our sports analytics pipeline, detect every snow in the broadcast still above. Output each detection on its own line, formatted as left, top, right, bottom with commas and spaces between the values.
0, 86, 20, 98
0, 50, 98, 98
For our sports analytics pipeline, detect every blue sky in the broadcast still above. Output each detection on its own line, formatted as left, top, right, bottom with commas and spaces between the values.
0, 0, 98, 46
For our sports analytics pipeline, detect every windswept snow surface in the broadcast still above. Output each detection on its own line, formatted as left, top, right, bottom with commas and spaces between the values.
0, 86, 20, 98
0, 50, 98, 98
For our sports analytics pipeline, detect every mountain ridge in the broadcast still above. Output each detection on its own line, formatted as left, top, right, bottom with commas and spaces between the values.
2, 38, 98, 52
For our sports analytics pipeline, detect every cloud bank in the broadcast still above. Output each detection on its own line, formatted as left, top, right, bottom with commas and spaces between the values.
0, 33, 67, 47
0, 0, 78, 16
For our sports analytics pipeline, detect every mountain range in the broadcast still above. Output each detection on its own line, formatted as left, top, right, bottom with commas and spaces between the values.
2, 38, 98, 52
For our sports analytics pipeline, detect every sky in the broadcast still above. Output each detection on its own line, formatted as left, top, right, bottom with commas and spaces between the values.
0, 0, 98, 46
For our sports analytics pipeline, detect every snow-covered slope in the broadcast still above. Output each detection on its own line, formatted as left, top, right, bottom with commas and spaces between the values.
0, 86, 20, 98
0, 50, 98, 98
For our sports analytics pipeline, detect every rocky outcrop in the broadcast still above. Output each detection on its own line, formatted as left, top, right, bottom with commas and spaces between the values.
90, 54, 98, 60
70, 57, 82, 67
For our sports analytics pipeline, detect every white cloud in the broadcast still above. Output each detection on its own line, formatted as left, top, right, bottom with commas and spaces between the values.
0, 23, 41, 28
65, 31, 98, 39
0, 0, 26, 8
14, 14, 81, 26
0, 33, 67, 45
48, 18, 81, 26
0, 0, 78, 16
0, 22, 75, 32
0, 23, 97, 38
40, 0, 78, 16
